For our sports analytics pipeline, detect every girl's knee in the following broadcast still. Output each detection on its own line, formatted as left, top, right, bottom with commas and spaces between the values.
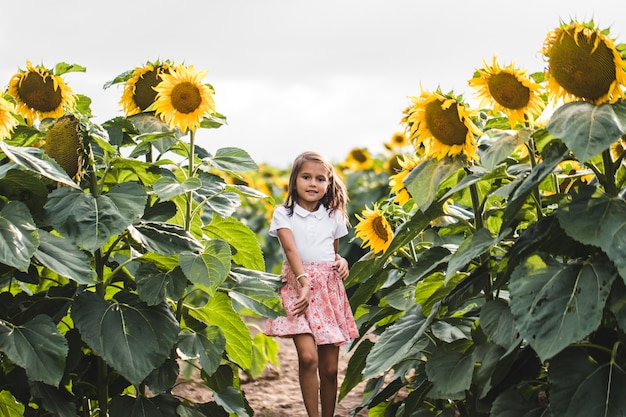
298, 350, 319, 371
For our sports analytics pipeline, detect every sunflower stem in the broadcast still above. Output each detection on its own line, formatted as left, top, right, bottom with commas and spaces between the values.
525, 139, 543, 219
185, 129, 195, 232
602, 149, 617, 196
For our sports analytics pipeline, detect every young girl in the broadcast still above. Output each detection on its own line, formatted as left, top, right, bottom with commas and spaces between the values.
265, 151, 359, 417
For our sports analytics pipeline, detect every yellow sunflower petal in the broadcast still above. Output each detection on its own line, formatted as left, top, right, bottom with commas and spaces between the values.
153, 64, 216, 133
0, 97, 18, 139
120, 62, 172, 116
355, 204, 393, 254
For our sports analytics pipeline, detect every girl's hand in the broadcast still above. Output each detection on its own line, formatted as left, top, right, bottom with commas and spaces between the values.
333, 256, 349, 280
293, 284, 310, 316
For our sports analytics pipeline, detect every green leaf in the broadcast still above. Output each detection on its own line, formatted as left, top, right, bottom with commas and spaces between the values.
0, 142, 79, 189
0, 390, 25, 417
0, 169, 49, 216
403, 157, 464, 211
339, 339, 374, 401
129, 221, 204, 255
557, 185, 626, 279
363, 304, 438, 379
72, 291, 179, 386
195, 173, 241, 218
212, 386, 249, 417
248, 333, 279, 379
191, 292, 252, 370
509, 254, 617, 361
445, 227, 496, 283
136, 263, 188, 305
425, 345, 474, 396
490, 387, 548, 417
0, 201, 38, 271
547, 101, 626, 163
480, 300, 518, 349
44, 182, 147, 252
153, 176, 202, 200
549, 348, 626, 417
177, 326, 226, 376
479, 128, 532, 171
224, 273, 285, 319
204, 216, 265, 271
210, 147, 259, 172
30, 382, 76, 417
0, 315, 68, 386
109, 395, 163, 417
179, 240, 231, 295
33, 230, 97, 284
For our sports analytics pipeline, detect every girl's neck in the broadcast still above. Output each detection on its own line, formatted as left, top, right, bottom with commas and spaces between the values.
297, 200, 321, 212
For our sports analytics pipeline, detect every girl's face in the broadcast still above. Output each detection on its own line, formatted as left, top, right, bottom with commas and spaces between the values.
294, 161, 330, 211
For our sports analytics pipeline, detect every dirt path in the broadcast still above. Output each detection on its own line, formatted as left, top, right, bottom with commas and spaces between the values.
241, 322, 368, 417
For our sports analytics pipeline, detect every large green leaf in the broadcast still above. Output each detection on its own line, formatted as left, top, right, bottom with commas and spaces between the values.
547, 101, 626, 163
509, 254, 617, 361
30, 382, 76, 417
0, 169, 49, 216
490, 387, 548, 417
128, 221, 204, 255
557, 185, 626, 279
209, 147, 259, 172
153, 176, 202, 200
191, 292, 252, 370
204, 216, 264, 271
33, 230, 97, 284
0, 201, 38, 271
0, 315, 68, 386
425, 345, 474, 396
179, 240, 231, 295
363, 304, 438, 379
445, 227, 496, 283
0, 390, 24, 417
72, 291, 179, 386
0, 142, 79, 189
480, 300, 518, 349
177, 326, 226, 376
403, 157, 464, 211
135, 263, 188, 305
44, 182, 147, 252
549, 349, 626, 417
223, 272, 285, 319
479, 128, 532, 171
195, 172, 241, 218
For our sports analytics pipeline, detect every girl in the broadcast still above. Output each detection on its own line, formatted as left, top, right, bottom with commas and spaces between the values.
265, 151, 359, 417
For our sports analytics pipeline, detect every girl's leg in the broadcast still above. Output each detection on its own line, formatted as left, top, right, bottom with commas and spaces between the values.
318, 344, 340, 417
293, 334, 320, 417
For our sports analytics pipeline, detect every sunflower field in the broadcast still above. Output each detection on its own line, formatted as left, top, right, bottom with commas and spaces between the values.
1, 18, 626, 417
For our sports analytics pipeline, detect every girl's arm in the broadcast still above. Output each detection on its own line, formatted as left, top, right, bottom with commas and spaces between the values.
333, 239, 349, 279
277, 227, 310, 315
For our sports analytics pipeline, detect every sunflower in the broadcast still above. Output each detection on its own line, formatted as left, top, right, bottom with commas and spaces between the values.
389, 153, 421, 205
120, 62, 171, 116
542, 21, 626, 104
384, 131, 410, 151
355, 204, 393, 254
8, 61, 75, 125
469, 57, 545, 127
343, 147, 373, 171
0, 96, 18, 139
153, 64, 216, 133
406, 89, 482, 161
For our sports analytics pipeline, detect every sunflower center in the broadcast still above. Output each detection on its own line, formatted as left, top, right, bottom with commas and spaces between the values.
424, 101, 467, 146
351, 149, 368, 163
550, 30, 616, 101
134, 69, 161, 111
487, 72, 530, 109
19, 72, 63, 112
372, 217, 390, 242
170, 82, 202, 114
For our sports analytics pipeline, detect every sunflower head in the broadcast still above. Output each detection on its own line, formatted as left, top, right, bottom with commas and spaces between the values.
469, 57, 545, 127
8, 61, 75, 125
542, 20, 626, 104
355, 204, 393, 254
384, 131, 410, 151
406, 88, 482, 161
343, 147, 373, 171
0, 96, 18, 140
153, 64, 216, 133
119, 61, 172, 116
389, 152, 422, 205
44, 114, 84, 179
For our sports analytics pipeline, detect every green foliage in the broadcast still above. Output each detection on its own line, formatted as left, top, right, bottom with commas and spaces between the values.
0, 90, 284, 416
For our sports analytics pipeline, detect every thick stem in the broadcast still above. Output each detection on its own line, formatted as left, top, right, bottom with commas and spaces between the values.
185, 129, 195, 232
602, 149, 617, 196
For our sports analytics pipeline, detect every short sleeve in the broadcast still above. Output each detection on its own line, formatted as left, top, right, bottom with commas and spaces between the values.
269, 206, 291, 237
334, 212, 349, 239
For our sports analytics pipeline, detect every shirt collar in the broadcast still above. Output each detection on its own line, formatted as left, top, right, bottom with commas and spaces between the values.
294, 204, 325, 219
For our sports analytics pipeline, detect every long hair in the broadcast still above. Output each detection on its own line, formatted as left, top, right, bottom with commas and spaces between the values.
283, 151, 349, 224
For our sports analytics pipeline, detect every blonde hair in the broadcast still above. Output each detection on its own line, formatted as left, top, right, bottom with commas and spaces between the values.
283, 151, 349, 224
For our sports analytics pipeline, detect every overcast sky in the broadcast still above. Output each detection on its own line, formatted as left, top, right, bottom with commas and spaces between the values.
1, 0, 623, 165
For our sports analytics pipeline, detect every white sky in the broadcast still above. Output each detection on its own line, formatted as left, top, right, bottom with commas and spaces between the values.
1, 0, 624, 165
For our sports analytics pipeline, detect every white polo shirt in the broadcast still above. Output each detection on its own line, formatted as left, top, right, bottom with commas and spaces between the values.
269, 204, 348, 262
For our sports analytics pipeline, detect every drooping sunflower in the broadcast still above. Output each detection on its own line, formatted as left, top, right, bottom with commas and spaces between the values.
469, 57, 545, 127
542, 21, 626, 104
406, 89, 482, 161
355, 204, 393, 254
342, 147, 373, 171
153, 64, 216, 133
120, 62, 171, 116
0, 96, 18, 139
8, 61, 75, 125
389, 152, 422, 205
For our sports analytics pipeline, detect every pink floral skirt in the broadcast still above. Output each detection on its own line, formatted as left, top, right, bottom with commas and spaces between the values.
265, 261, 359, 346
